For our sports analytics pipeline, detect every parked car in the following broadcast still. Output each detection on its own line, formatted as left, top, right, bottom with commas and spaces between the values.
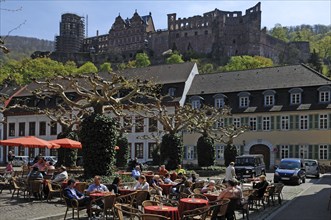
304, 159, 320, 178
235, 154, 266, 179
12, 156, 29, 167
274, 158, 306, 185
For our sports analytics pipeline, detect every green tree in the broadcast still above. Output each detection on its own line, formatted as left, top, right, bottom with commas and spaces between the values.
99, 62, 113, 72
270, 24, 289, 42
220, 56, 273, 72
115, 135, 129, 168
135, 53, 151, 68
166, 53, 184, 64
200, 63, 214, 74
76, 61, 98, 74
307, 49, 323, 73
126, 60, 137, 69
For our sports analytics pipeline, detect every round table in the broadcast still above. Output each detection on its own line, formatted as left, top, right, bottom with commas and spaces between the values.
204, 193, 219, 202
159, 184, 173, 196
178, 198, 209, 216
118, 188, 136, 195
89, 192, 114, 198
144, 205, 180, 220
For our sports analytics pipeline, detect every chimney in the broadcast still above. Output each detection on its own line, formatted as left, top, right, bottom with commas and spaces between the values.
96, 30, 99, 36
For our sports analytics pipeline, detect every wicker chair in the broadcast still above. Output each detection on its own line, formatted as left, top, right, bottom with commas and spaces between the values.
181, 206, 210, 220
75, 182, 88, 194
210, 199, 231, 220
27, 180, 43, 201
154, 195, 179, 207
11, 177, 27, 199
188, 193, 209, 201
193, 188, 202, 194
134, 190, 150, 209
113, 203, 141, 220
116, 191, 138, 206
63, 194, 90, 220
46, 181, 62, 202
272, 183, 285, 205
140, 214, 170, 220
142, 200, 159, 208
102, 194, 116, 219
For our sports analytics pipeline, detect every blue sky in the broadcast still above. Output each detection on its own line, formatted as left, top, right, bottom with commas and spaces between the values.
1, 0, 330, 41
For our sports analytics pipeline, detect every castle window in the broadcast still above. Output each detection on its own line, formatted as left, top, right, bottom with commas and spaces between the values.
195, 31, 198, 36
176, 33, 180, 38
184, 33, 188, 37
204, 30, 208, 35
233, 39, 236, 44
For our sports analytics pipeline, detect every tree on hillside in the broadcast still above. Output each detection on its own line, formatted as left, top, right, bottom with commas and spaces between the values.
307, 49, 323, 73
135, 52, 151, 67
220, 56, 273, 72
270, 24, 289, 42
76, 61, 98, 74
166, 53, 184, 64
99, 62, 113, 72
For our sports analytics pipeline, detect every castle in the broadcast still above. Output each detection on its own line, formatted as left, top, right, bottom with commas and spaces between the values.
51, 2, 310, 65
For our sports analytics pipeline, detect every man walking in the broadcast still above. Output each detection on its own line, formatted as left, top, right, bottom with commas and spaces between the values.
225, 162, 236, 182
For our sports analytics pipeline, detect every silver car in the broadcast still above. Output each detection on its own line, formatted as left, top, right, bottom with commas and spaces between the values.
304, 159, 320, 178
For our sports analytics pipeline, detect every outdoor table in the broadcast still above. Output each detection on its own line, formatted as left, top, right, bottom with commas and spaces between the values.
178, 198, 209, 216
159, 183, 173, 196
203, 193, 219, 202
118, 188, 136, 195
144, 205, 180, 220
89, 192, 114, 198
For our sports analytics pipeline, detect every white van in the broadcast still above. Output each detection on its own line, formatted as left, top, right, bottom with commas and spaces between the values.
12, 156, 29, 167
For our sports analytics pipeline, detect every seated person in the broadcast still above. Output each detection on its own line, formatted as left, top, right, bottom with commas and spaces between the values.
150, 175, 164, 196
252, 175, 269, 198
133, 175, 149, 191
201, 180, 217, 193
31, 157, 47, 176
51, 166, 68, 184
63, 179, 92, 217
108, 176, 121, 195
46, 162, 56, 175
175, 164, 186, 175
182, 180, 193, 195
158, 165, 168, 176
163, 173, 175, 184
87, 176, 109, 212
132, 165, 141, 180
171, 176, 187, 194
188, 173, 197, 183
4, 162, 14, 176
27, 167, 43, 180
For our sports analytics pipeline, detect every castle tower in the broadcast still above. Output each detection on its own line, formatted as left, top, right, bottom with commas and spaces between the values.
55, 13, 85, 53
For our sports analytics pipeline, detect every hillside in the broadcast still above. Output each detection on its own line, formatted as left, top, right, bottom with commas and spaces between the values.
0, 36, 54, 62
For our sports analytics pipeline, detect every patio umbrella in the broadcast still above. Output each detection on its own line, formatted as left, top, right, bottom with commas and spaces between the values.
0, 136, 60, 149
48, 138, 82, 149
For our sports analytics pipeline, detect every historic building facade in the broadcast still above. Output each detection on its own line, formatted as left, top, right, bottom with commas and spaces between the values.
51, 2, 310, 65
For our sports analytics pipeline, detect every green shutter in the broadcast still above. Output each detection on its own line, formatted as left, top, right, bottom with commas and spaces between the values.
296, 115, 300, 129
276, 116, 280, 130
290, 115, 294, 129
313, 145, 318, 160
275, 145, 280, 159
184, 146, 187, 159
224, 118, 228, 126
257, 116, 262, 131
295, 145, 299, 158
228, 118, 233, 125
289, 145, 293, 157
309, 115, 313, 129
314, 114, 319, 129
308, 145, 313, 159
194, 146, 197, 159
272, 116, 275, 130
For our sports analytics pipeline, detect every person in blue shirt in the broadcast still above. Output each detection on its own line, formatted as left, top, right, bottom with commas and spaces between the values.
63, 179, 92, 217
87, 176, 109, 194
27, 167, 43, 180
132, 165, 141, 180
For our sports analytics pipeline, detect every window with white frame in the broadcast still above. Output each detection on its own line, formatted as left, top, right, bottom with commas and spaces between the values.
215, 98, 225, 108
319, 91, 330, 103
249, 117, 257, 131
262, 116, 271, 131
280, 145, 289, 159
290, 93, 301, 105
191, 100, 201, 109
264, 95, 274, 106
214, 118, 224, 129
239, 96, 249, 108
319, 114, 328, 129
168, 87, 176, 97
299, 115, 309, 130
281, 115, 290, 130
135, 143, 144, 159
186, 146, 195, 160
233, 117, 241, 128
215, 146, 224, 159
299, 145, 309, 159
319, 145, 328, 160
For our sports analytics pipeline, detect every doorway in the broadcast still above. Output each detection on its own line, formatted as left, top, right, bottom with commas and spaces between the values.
249, 144, 270, 169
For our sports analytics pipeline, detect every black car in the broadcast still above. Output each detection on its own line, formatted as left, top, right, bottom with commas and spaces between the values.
235, 154, 266, 179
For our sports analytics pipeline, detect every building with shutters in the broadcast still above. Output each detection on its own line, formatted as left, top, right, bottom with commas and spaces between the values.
184, 64, 331, 168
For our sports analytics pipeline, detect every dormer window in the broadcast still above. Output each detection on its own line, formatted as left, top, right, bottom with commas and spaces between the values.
213, 94, 227, 108
263, 90, 276, 107
168, 87, 176, 97
190, 96, 203, 109
289, 88, 303, 105
238, 92, 250, 108
318, 85, 331, 103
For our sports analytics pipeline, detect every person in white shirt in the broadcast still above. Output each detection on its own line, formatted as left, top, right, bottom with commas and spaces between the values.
52, 166, 68, 183
163, 173, 175, 184
201, 180, 217, 193
133, 175, 149, 191
225, 162, 236, 182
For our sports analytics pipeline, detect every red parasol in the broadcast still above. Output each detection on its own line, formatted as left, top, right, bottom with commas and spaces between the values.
0, 136, 60, 149
48, 138, 82, 149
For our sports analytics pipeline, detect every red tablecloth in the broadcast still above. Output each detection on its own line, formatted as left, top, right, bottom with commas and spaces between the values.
118, 188, 136, 195
204, 193, 219, 202
89, 192, 114, 198
178, 198, 209, 216
144, 206, 180, 220
159, 184, 173, 195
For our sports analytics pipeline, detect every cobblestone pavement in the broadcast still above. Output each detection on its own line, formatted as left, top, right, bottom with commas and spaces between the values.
0, 173, 328, 220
